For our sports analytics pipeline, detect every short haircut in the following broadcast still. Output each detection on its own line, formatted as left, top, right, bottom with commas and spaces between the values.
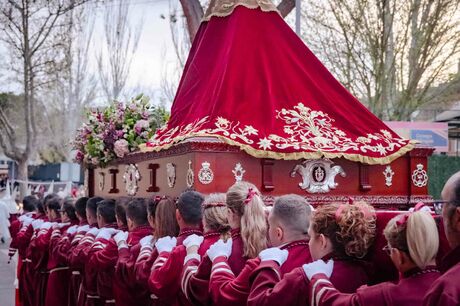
75, 197, 88, 219
62, 198, 78, 221
126, 198, 149, 226
272, 194, 311, 235
44, 193, 59, 209
87, 196, 104, 216
37, 199, 45, 214
97, 199, 116, 224
22, 195, 38, 212
447, 177, 460, 218
177, 191, 204, 225
115, 197, 131, 226
47, 197, 61, 213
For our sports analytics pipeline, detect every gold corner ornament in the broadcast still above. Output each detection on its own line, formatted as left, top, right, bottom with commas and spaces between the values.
123, 164, 141, 196
290, 159, 346, 193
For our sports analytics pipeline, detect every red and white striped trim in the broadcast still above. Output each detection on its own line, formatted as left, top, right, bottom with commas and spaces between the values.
151, 256, 167, 271
211, 260, 234, 277
183, 253, 200, 264
181, 265, 198, 300
311, 278, 333, 306
136, 248, 152, 262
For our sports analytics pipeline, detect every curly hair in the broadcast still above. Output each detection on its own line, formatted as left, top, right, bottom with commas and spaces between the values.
311, 202, 376, 259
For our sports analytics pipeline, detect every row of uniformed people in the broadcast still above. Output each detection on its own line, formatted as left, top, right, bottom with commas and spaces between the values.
8, 178, 459, 306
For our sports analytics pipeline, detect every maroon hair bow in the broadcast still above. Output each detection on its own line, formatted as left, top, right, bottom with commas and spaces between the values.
396, 202, 426, 226
244, 188, 257, 205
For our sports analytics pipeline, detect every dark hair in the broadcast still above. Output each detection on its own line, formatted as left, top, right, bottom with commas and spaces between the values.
75, 197, 88, 219
147, 198, 158, 217
47, 197, 61, 213
115, 197, 131, 226
62, 198, 78, 221
177, 191, 204, 225
126, 198, 149, 226
22, 195, 38, 212
37, 200, 45, 214
97, 199, 116, 224
43, 193, 59, 209
87, 196, 104, 217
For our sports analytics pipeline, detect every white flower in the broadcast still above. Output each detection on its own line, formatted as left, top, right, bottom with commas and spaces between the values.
244, 125, 258, 135
216, 117, 229, 127
258, 137, 273, 150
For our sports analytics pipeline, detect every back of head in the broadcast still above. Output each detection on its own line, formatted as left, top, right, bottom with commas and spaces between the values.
384, 210, 439, 269
47, 197, 62, 214
62, 198, 78, 221
226, 181, 267, 258
155, 196, 179, 238
147, 198, 158, 218
126, 198, 149, 226
22, 195, 38, 212
272, 194, 311, 236
115, 197, 131, 226
97, 199, 116, 224
203, 193, 230, 235
87, 196, 104, 217
177, 191, 204, 225
312, 202, 376, 259
75, 197, 88, 220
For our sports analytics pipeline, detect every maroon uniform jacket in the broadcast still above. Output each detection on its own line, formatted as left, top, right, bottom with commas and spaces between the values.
247, 239, 312, 305
65, 222, 93, 306
180, 229, 247, 305
70, 223, 118, 306
424, 245, 460, 306
246, 254, 369, 306
45, 221, 79, 306
88, 225, 150, 305
308, 266, 440, 306
180, 230, 227, 306
31, 219, 61, 306
148, 228, 203, 306
208, 239, 310, 306
19, 214, 47, 306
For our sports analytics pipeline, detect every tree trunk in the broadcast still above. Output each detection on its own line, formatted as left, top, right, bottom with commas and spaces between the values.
17, 159, 28, 198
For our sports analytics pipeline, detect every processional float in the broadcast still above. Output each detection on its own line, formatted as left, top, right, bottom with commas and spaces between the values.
85, 0, 432, 210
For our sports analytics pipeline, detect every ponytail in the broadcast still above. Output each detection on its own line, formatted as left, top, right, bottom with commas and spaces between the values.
227, 182, 267, 258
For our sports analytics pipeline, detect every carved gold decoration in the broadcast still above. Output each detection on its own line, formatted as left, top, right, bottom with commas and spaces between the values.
123, 164, 141, 196
290, 159, 346, 193
198, 162, 214, 185
412, 164, 428, 187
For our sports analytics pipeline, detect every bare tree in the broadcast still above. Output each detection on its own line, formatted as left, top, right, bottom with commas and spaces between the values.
0, 0, 88, 195
97, 0, 143, 101
41, 5, 97, 161
302, 0, 460, 120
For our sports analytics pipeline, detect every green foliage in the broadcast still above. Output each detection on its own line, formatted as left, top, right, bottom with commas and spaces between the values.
428, 155, 460, 199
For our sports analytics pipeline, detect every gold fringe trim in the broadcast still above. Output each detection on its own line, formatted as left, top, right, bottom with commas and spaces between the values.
202, 0, 280, 21
139, 133, 417, 165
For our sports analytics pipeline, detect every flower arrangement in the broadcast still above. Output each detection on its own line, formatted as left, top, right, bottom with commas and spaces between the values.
73, 94, 168, 167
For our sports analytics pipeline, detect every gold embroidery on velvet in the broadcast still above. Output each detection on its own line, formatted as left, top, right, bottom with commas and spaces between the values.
142, 103, 416, 165
203, 0, 279, 21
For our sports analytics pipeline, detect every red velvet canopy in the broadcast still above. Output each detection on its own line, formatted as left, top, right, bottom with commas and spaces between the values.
143, 3, 415, 165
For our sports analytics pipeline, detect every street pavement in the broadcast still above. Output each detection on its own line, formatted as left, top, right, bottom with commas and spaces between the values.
0, 239, 15, 306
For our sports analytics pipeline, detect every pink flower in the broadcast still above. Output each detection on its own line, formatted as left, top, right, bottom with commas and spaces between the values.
114, 139, 129, 158
75, 151, 84, 162
134, 120, 150, 134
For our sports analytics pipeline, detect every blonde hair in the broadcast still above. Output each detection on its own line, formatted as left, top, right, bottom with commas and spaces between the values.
203, 193, 231, 239
312, 202, 376, 259
384, 211, 439, 269
226, 182, 267, 258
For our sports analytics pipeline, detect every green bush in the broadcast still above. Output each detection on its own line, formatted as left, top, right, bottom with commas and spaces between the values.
428, 155, 460, 199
